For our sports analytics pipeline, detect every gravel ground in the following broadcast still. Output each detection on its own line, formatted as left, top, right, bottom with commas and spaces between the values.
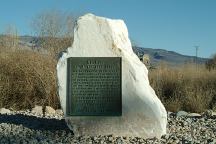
0, 110, 216, 144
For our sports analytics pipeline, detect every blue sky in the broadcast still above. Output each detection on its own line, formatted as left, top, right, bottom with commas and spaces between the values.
0, 0, 215, 58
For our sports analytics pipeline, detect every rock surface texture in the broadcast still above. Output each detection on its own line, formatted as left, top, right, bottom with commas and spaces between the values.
57, 13, 167, 138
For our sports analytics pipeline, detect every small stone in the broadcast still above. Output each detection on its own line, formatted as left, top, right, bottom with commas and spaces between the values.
209, 139, 216, 144
203, 110, 213, 117
168, 111, 175, 117
93, 137, 97, 141
55, 109, 64, 115
174, 139, 180, 143
116, 137, 123, 144
108, 136, 113, 142
199, 118, 205, 122
212, 112, 216, 117
45, 106, 55, 114
161, 134, 170, 140
187, 113, 202, 118
0, 108, 11, 114
183, 121, 188, 126
31, 105, 43, 115
176, 111, 188, 117
186, 118, 193, 123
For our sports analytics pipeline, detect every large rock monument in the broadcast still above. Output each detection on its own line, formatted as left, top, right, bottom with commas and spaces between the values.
57, 13, 167, 138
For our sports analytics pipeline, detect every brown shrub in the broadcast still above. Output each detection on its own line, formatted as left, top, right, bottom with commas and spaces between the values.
0, 50, 60, 110
149, 64, 216, 113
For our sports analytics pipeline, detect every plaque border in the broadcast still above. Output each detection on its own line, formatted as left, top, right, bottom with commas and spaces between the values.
66, 57, 122, 116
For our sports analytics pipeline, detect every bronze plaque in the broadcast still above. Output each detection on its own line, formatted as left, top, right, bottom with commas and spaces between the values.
66, 57, 122, 116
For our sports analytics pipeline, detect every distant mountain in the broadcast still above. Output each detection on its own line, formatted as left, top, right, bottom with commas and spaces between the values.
133, 46, 209, 67
2, 35, 208, 66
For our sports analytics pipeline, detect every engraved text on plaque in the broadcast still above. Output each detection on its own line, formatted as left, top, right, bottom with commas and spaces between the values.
66, 57, 122, 116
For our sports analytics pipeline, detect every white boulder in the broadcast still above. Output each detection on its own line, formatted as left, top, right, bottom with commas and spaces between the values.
57, 13, 167, 138
45, 106, 56, 114
0, 108, 11, 114
31, 105, 43, 115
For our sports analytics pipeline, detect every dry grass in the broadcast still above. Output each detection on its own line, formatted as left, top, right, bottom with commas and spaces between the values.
0, 45, 216, 113
149, 63, 216, 113
0, 50, 60, 110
